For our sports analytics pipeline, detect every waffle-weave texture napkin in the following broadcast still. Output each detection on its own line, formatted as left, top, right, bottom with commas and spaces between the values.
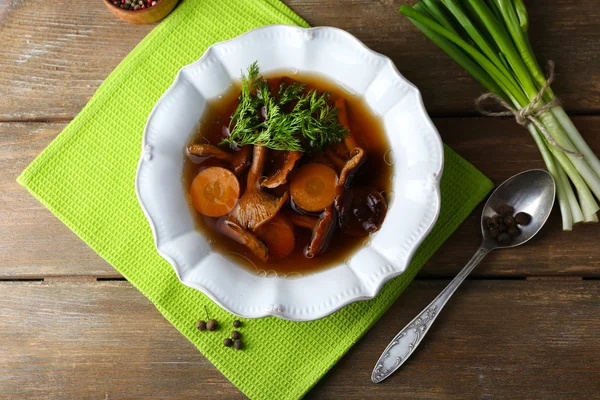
18, 0, 493, 398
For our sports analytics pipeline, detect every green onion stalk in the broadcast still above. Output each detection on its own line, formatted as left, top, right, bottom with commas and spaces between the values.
399, 0, 600, 230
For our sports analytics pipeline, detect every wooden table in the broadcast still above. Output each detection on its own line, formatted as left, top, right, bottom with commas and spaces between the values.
1, 1, 599, 398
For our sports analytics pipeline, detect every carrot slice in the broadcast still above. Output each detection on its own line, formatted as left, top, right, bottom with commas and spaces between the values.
290, 163, 338, 213
255, 214, 296, 260
335, 98, 357, 152
190, 166, 240, 218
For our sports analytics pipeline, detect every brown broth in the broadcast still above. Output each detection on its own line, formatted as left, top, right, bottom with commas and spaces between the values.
182, 70, 392, 276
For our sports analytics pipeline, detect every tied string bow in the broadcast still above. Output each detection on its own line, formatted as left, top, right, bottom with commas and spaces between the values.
475, 61, 583, 158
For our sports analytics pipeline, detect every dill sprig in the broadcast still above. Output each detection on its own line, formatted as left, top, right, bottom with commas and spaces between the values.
292, 90, 347, 150
221, 62, 347, 152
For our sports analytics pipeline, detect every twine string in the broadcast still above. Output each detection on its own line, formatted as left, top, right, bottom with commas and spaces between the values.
475, 60, 582, 158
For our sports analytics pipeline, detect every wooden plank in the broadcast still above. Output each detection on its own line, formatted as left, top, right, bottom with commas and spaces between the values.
310, 279, 600, 399
0, 122, 118, 278
422, 116, 600, 278
0, 280, 598, 399
2, 117, 599, 278
0, 0, 599, 120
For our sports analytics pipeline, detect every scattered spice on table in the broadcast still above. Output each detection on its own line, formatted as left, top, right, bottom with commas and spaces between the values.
207, 319, 218, 331
196, 308, 245, 350
196, 320, 207, 331
197, 305, 219, 331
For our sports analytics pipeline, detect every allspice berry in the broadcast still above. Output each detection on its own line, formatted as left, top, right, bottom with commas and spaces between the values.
207, 319, 219, 331
233, 320, 242, 328
504, 215, 516, 227
234, 339, 242, 350
508, 226, 521, 238
224, 338, 233, 347
497, 232, 512, 246
498, 204, 514, 216
196, 320, 207, 331
485, 217, 499, 229
515, 212, 532, 226
231, 331, 241, 340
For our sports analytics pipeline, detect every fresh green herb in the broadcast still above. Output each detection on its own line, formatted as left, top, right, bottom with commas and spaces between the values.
221, 62, 346, 152
399, 1, 600, 230
292, 90, 347, 150
278, 82, 306, 105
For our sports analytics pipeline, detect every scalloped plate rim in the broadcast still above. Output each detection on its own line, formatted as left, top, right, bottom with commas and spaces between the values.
135, 25, 444, 321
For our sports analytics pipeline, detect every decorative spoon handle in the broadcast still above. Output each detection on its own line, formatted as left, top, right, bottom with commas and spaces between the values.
371, 246, 490, 383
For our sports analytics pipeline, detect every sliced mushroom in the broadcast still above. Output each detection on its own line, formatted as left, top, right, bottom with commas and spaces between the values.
218, 218, 268, 262
229, 145, 288, 231
262, 150, 302, 189
338, 186, 388, 237
334, 147, 366, 227
231, 145, 252, 176
337, 147, 365, 190
187, 144, 233, 163
285, 211, 318, 230
325, 148, 346, 171
305, 205, 337, 258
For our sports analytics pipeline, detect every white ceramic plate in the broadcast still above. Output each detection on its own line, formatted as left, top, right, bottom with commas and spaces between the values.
136, 25, 444, 321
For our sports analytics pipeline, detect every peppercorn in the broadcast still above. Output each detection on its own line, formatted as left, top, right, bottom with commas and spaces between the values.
515, 212, 532, 226
497, 223, 508, 233
234, 339, 242, 350
498, 204, 514, 216
497, 232, 512, 245
111, 0, 160, 11
224, 338, 233, 347
489, 227, 499, 238
207, 319, 219, 331
196, 320, 207, 331
508, 226, 521, 238
504, 215, 516, 227
233, 320, 242, 328
231, 331, 241, 340
485, 217, 499, 229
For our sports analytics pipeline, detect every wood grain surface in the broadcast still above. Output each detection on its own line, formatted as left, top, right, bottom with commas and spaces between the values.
1, 280, 598, 399
0, 0, 599, 121
1, 0, 600, 398
3, 118, 598, 278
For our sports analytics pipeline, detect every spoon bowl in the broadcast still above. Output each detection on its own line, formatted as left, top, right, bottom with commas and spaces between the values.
481, 169, 556, 249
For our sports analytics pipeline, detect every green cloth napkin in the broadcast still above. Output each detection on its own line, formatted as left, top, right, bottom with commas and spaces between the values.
18, 0, 493, 398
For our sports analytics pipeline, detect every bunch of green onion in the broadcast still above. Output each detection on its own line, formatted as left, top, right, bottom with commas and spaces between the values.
399, 0, 600, 230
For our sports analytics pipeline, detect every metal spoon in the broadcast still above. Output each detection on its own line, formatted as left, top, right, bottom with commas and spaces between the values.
371, 169, 556, 383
